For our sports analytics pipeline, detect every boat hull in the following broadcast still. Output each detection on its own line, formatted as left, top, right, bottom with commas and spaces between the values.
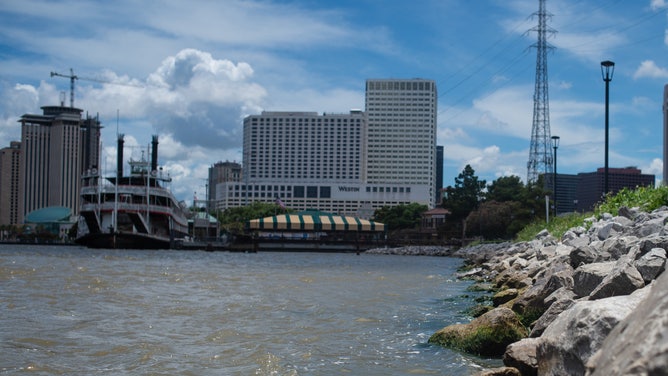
75, 231, 172, 250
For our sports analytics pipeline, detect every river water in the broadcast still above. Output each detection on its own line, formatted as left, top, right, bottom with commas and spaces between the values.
0, 244, 502, 375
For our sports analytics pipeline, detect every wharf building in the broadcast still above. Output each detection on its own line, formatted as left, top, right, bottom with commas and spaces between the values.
214, 78, 440, 218
17, 105, 101, 224
545, 167, 655, 214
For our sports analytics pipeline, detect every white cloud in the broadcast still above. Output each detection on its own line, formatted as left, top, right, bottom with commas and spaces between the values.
651, 0, 667, 11
633, 60, 668, 79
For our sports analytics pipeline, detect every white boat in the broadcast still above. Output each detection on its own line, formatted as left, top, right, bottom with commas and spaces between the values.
75, 135, 190, 249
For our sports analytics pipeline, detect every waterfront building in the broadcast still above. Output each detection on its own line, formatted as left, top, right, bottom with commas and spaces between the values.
18, 105, 101, 222
545, 167, 655, 214
207, 161, 242, 209
0, 141, 21, 225
576, 167, 654, 212
214, 78, 440, 218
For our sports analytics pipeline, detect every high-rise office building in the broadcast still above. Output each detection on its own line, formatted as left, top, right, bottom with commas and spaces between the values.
0, 141, 21, 225
576, 167, 654, 212
18, 105, 101, 220
215, 79, 439, 217
365, 79, 438, 205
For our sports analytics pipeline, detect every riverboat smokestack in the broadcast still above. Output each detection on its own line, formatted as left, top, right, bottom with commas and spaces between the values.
151, 135, 158, 172
117, 134, 124, 180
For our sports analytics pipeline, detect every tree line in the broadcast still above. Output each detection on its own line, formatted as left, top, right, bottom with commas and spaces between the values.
372, 165, 549, 242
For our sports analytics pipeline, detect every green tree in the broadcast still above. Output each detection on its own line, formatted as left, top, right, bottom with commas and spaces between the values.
218, 201, 285, 234
442, 165, 486, 220
486, 175, 525, 202
373, 203, 428, 231
441, 165, 486, 240
465, 175, 549, 240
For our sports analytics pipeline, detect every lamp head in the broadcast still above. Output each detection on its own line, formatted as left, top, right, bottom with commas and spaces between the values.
551, 135, 560, 148
601, 60, 615, 81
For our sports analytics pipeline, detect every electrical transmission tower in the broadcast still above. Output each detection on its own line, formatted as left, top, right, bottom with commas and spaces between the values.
526, 0, 556, 184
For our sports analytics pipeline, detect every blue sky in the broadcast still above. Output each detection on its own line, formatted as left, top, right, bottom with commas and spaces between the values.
1, 0, 667, 204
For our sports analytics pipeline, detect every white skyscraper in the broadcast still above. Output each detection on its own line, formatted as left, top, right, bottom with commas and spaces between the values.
365, 79, 438, 205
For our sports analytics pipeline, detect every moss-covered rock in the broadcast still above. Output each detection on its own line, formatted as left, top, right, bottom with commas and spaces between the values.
429, 307, 528, 357
492, 288, 519, 307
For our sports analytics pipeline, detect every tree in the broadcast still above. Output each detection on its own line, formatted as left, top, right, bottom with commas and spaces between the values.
373, 203, 428, 231
486, 175, 525, 202
218, 201, 285, 234
464, 175, 549, 241
442, 165, 486, 221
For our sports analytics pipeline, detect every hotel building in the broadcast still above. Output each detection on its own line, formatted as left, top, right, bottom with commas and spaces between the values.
18, 105, 101, 221
214, 78, 440, 217
0, 141, 21, 225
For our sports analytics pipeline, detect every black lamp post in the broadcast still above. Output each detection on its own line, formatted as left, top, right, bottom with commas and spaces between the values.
601, 60, 615, 196
552, 135, 560, 216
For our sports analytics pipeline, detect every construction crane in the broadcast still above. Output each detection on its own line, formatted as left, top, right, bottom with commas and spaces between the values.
50, 68, 78, 108
50, 68, 143, 108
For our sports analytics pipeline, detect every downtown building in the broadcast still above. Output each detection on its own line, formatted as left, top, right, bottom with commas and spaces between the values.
0, 141, 21, 225
214, 79, 440, 218
17, 105, 102, 223
545, 167, 655, 214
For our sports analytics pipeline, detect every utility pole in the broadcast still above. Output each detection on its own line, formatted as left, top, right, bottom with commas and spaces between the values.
526, 0, 556, 185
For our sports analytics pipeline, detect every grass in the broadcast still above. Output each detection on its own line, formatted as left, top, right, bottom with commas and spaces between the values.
515, 185, 668, 242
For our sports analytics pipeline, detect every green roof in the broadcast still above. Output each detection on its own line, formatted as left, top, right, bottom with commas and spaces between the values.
25, 206, 71, 223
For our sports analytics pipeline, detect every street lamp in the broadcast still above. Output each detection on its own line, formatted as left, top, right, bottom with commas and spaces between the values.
551, 135, 560, 217
601, 60, 615, 196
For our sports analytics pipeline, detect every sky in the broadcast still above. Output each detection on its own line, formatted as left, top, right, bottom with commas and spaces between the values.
1, 0, 667, 205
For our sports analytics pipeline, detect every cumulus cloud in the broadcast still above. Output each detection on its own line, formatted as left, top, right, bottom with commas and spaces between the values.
633, 60, 668, 79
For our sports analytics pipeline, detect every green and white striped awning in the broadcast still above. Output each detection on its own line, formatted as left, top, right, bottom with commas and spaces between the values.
248, 211, 384, 232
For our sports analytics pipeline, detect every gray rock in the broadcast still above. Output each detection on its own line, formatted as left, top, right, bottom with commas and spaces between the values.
572, 262, 616, 298
512, 262, 573, 315
586, 271, 668, 376
473, 367, 521, 376
569, 245, 598, 268
503, 337, 540, 376
600, 235, 638, 259
529, 288, 576, 337
536, 287, 650, 376
632, 216, 666, 238
589, 254, 645, 300
638, 235, 668, 256
634, 247, 666, 283
617, 206, 639, 219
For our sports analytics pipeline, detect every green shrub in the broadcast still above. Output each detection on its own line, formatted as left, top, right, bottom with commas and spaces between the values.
515, 185, 668, 242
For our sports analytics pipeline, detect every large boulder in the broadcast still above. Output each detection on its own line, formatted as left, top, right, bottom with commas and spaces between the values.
588, 253, 644, 300
529, 289, 576, 337
572, 262, 615, 298
429, 307, 527, 357
585, 271, 668, 375
536, 287, 650, 376
511, 261, 573, 315
503, 337, 541, 376
634, 247, 666, 283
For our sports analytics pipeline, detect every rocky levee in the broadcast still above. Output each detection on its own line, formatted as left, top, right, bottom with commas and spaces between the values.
432, 205, 667, 376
